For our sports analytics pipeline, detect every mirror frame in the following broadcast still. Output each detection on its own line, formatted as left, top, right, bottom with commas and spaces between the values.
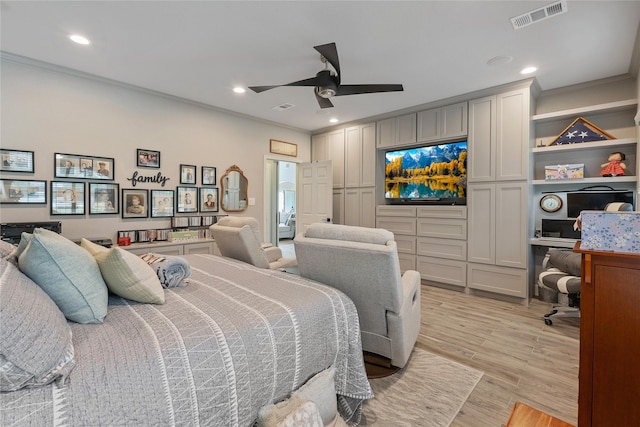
220, 165, 249, 212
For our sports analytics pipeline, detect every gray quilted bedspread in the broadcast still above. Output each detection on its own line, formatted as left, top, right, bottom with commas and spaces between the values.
1, 254, 373, 426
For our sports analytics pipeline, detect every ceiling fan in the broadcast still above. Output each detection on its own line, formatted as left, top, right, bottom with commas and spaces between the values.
248, 42, 404, 109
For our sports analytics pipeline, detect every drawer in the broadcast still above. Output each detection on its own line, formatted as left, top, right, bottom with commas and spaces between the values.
416, 256, 466, 288
416, 237, 466, 261
394, 235, 416, 254
467, 263, 527, 298
398, 253, 416, 272
416, 217, 467, 240
376, 205, 417, 217
377, 216, 417, 236
417, 205, 467, 219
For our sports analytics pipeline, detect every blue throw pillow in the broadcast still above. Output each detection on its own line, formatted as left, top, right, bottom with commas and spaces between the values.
17, 228, 108, 324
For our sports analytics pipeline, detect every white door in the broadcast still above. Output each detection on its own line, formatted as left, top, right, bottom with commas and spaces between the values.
297, 160, 333, 234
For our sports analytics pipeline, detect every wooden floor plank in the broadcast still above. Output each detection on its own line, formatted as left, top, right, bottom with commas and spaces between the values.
420, 285, 579, 427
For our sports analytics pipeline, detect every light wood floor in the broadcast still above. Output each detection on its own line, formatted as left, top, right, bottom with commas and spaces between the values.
279, 241, 579, 426
419, 285, 579, 427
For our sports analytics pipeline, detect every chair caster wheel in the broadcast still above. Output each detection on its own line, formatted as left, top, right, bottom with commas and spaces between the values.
544, 318, 553, 326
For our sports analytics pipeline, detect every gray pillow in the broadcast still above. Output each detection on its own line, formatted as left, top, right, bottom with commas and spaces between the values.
0, 258, 75, 391
17, 228, 109, 323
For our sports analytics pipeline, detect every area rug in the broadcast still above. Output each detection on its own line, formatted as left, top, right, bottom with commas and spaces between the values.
359, 348, 483, 426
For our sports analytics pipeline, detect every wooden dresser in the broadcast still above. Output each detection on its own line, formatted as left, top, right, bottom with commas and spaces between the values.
574, 242, 640, 426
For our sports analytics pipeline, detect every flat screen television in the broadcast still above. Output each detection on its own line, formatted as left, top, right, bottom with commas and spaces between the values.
385, 140, 467, 205
566, 189, 634, 218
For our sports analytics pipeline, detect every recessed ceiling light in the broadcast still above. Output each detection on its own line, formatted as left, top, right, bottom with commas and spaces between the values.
521, 66, 537, 74
233, 87, 246, 94
329, 118, 339, 123
69, 34, 90, 45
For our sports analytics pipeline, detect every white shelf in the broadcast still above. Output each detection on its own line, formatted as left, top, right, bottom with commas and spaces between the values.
532, 138, 637, 153
530, 237, 578, 248
532, 176, 637, 186
532, 99, 638, 123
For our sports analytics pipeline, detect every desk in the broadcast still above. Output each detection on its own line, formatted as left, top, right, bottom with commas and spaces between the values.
574, 242, 640, 426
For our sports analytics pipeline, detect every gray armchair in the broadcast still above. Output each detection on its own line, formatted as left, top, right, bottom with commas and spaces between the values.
294, 223, 421, 368
210, 216, 297, 270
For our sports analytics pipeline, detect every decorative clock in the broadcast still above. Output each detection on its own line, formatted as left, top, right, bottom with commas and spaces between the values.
540, 194, 563, 213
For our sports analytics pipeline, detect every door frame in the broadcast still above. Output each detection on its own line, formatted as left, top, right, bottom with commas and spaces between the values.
264, 155, 302, 247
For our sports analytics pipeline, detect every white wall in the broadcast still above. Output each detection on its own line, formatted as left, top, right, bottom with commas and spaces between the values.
0, 58, 311, 241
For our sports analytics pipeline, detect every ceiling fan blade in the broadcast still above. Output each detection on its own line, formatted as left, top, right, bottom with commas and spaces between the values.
249, 77, 319, 93
314, 42, 340, 82
315, 92, 334, 109
335, 84, 404, 96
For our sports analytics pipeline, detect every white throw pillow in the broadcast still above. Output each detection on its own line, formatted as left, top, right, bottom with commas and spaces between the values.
81, 239, 165, 304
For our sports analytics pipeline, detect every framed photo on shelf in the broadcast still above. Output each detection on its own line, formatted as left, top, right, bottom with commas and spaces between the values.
1, 149, 34, 173
54, 153, 114, 180
180, 164, 196, 184
200, 187, 219, 212
202, 166, 216, 185
176, 186, 198, 213
88, 182, 119, 214
136, 149, 160, 168
0, 179, 46, 204
122, 188, 149, 218
150, 189, 175, 218
50, 181, 85, 215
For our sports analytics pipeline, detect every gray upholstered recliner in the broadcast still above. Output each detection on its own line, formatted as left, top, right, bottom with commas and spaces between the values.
210, 216, 297, 270
294, 223, 421, 368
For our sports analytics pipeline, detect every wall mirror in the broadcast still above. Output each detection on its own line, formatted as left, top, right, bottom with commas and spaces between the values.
220, 165, 248, 212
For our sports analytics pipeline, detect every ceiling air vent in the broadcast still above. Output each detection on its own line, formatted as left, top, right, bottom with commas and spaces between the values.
510, 0, 568, 30
272, 103, 295, 111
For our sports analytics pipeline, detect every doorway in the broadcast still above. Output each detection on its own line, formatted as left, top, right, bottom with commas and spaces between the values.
264, 159, 297, 248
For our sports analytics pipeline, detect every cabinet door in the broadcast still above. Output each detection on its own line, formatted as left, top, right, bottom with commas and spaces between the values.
311, 133, 329, 162
332, 188, 344, 225
468, 96, 496, 182
441, 102, 468, 139
417, 108, 440, 142
329, 129, 345, 188
396, 113, 417, 145
495, 182, 528, 268
359, 187, 376, 228
496, 89, 529, 181
184, 242, 214, 255
343, 188, 360, 226
360, 123, 376, 187
345, 126, 362, 188
467, 183, 495, 264
376, 117, 395, 148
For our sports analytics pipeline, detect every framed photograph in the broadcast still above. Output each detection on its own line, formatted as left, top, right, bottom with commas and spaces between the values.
0, 179, 46, 204
137, 149, 160, 168
202, 166, 216, 185
176, 186, 198, 213
1, 149, 34, 173
55, 153, 114, 180
270, 139, 298, 157
89, 182, 119, 214
200, 187, 219, 212
51, 181, 85, 215
122, 188, 149, 218
180, 164, 196, 184
150, 189, 175, 218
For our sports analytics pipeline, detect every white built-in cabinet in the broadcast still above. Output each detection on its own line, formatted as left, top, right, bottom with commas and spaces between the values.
466, 87, 530, 299
417, 102, 468, 142
313, 123, 376, 227
121, 239, 216, 256
376, 113, 417, 148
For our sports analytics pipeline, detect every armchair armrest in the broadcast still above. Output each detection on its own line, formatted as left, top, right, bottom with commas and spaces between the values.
264, 246, 284, 263
398, 270, 421, 313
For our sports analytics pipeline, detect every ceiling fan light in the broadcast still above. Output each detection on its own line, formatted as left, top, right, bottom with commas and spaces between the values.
316, 86, 336, 98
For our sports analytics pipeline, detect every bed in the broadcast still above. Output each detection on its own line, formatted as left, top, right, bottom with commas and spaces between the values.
1, 246, 373, 426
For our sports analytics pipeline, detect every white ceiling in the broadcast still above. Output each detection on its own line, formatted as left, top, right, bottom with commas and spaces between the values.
2, 1, 639, 132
